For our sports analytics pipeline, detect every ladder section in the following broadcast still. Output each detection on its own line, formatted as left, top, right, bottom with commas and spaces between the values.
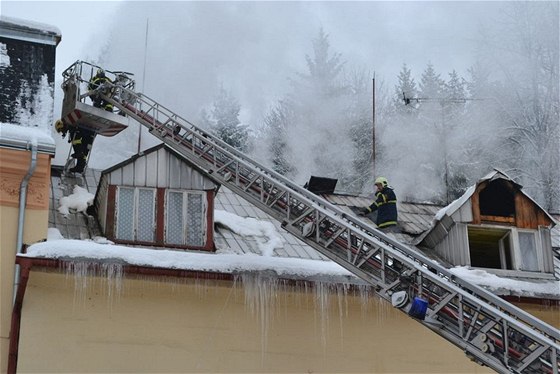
65, 61, 559, 373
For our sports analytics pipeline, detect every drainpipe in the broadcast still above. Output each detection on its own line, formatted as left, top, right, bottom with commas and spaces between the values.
13, 142, 38, 305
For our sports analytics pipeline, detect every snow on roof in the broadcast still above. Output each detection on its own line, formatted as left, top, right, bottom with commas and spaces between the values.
22, 233, 355, 281
46, 179, 348, 281
0, 123, 56, 154
435, 184, 476, 221
450, 266, 560, 299
0, 15, 61, 37
45, 167, 558, 296
58, 185, 94, 216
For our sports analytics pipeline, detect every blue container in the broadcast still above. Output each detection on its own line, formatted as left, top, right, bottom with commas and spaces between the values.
408, 297, 428, 320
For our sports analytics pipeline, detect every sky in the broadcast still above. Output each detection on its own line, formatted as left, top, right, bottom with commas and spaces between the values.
2, 0, 504, 120
1, 0, 509, 171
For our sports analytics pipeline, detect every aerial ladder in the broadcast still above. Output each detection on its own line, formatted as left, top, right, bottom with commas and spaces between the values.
61, 61, 559, 373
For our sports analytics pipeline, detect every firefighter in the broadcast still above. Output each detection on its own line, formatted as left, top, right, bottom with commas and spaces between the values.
55, 119, 95, 174
88, 68, 114, 112
361, 176, 398, 231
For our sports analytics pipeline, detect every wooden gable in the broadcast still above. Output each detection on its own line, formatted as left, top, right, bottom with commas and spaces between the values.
471, 179, 553, 229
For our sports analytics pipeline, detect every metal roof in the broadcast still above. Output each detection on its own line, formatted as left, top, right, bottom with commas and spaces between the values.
319, 193, 439, 245
49, 167, 103, 240
214, 186, 328, 260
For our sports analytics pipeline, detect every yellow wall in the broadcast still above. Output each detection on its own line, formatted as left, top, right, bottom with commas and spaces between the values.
0, 148, 51, 373
18, 271, 495, 373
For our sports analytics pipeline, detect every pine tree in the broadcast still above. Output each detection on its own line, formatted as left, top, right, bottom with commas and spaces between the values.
393, 63, 417, 115
296, 27, 346, 99
418, 62, 444, 99
263, 100, 295, 176
208, 86, 249, 152
268, 28, 351, 186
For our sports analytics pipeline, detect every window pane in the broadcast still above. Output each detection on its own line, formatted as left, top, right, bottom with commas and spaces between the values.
166, 192, 184, 245
137, 189, 155, 242
518, 232, 538, 271
186, 193, 204, 246
116, 188, 134, 241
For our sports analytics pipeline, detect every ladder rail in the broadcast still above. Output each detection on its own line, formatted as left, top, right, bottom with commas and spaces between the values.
63, 60, 559, 373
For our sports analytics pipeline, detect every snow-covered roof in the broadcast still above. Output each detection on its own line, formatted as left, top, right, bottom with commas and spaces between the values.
0, 123, 56, 155
22, 237, 357, 283
30, 164, 559, 299
0, 15, 61, 45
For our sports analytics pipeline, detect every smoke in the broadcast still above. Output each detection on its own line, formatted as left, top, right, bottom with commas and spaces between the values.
78, 1, 559, 211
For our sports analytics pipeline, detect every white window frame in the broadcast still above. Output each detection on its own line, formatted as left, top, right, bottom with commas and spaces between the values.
115, 186, 156, 242
165, 189, 207, 247
467, 224, 544, 274
512, 228, 542, 272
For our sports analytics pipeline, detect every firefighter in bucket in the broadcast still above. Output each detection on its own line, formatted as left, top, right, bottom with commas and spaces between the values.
88, 68, 114, 112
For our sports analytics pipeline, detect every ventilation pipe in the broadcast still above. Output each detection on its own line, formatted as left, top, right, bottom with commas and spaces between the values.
13, 142, 38, 305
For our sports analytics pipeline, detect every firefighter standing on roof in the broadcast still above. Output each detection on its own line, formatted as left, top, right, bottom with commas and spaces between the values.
88, 68, 113, 112
362, 177, 398, 230
55, 119, 94, 174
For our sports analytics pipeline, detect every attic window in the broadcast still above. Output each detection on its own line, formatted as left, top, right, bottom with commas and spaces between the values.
479, 180, 515, 218
115, 187, 156, 242
165, 190, 206, 247
468, 225, 543, 272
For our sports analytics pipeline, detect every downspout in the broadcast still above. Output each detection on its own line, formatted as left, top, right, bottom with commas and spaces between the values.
7, 142, 37, 374
13, 142, 37, 304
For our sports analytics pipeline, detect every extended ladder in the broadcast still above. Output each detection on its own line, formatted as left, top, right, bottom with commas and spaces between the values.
64, 61, 559, 373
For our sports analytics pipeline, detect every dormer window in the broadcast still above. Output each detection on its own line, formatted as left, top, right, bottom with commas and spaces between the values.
115, 186, 156, 243
419, 171, 555, 278
95, 144, 217, 252
165, 190, 206, 247
467, 226, 542, 272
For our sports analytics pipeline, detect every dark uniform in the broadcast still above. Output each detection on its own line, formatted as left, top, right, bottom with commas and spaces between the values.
68, 127, 95, 173
55, 120, 95, 174
364, 177, 398, 229
88, 69, 113, 112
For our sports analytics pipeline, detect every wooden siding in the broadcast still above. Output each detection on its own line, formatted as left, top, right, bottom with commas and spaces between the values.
106, 147, 216, 190
471, 184, 482, 224
472, 180, 552, 229
515, 193, 553, 229
155, 188, 165, 246
0, 148, 51, 209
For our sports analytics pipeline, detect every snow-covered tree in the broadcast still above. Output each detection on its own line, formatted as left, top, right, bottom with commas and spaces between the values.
418, 62, 444, 100
393, 63, 417, 115
206, 86, 250, 152
263, 100, 296, 177
296, 27, 346, 99
259, 28, 355, 188
476, 1, 560, 211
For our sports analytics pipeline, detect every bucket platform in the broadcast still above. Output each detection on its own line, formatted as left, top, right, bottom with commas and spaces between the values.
60, 61, 135, 137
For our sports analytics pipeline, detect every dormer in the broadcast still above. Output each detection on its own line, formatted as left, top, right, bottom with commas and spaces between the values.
93, 144, 219, 251
419, 170, 556, 278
